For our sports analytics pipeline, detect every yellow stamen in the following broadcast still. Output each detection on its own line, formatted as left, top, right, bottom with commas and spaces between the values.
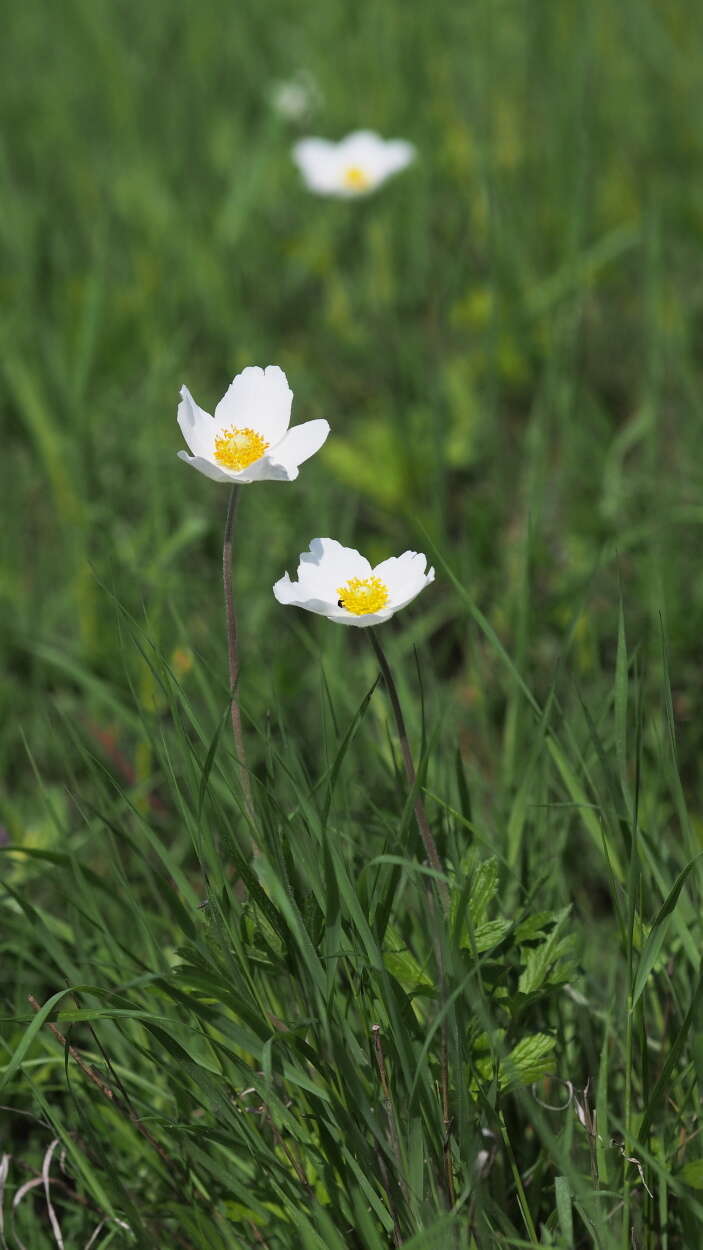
214, 426, 269, 471
342, 165, 371, 192
337, 576, 389, 616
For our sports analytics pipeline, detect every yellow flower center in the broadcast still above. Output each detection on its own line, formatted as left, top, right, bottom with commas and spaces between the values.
337, 576, 390, 616
213, 426, 269, 471
342, 165, 371, 192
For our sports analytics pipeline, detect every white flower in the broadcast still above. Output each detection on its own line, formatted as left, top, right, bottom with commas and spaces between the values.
177, 366, 330, 484
270, 73, 318, 121
292, 130, 415, 198
273, 538, 434, 627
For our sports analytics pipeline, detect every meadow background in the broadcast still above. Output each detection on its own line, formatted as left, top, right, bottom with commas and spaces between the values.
3, 1, 703, 1247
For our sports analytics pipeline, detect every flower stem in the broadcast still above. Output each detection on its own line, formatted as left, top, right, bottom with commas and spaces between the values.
369, 630, 448, 911
222, 485, 256, 838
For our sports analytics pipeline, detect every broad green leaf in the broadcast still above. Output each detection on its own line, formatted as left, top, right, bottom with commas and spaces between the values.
469, 856, 500, 926
518, 907, 576, 995
473, 918, 512, 953
500, 1033, 556, 1090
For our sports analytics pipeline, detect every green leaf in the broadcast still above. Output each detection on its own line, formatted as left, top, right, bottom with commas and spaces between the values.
469, 856, 500, 926
518, 907, 576, 995
555, 1175, 574, 1246
454, 855, 510, 952
383, 927, 433, 991
632, 853, 703, 1007
473, 918, 512, 953
0, 987, 70, 1094
639, 969, 703, 1145
516, 911, 557, 943
680, 1160, 703, 1190
547, 737, 624, 881
500, 1033, 556, 1090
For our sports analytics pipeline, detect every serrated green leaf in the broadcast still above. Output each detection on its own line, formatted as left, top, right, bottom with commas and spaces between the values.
518, 907, 576, 995
516, 911, 557, 943
501, 1033, 556, 1090
473, 918, 512, 953
469, 857, 500, 925
455, 856, 508, 952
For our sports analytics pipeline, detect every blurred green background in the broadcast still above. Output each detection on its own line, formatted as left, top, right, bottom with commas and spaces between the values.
3, 0, 703, 815
3, 1, 703, 1243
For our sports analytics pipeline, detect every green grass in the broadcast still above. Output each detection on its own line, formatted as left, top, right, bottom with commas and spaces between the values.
3, 0, 703, 1246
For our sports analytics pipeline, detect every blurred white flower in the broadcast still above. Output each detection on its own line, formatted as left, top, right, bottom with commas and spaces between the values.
292, 130, 415, 198
474, 1128, 497, 1178
273, 538, 434, 627
177, 366, 329, 484
271, 73, 318, 122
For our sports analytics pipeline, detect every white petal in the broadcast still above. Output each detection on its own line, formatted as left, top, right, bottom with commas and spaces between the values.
388, 569, 435, 613
272, 539, 432, 627
373, 551, 432, 603
320, 605, 394, 628
338, 131, 415, 181
178, 448, 300, 486
298, 538, 371, 596
338, 130, 386, 166
177, 386, 214, 458
272, 538, 372, 619
272, 574, 334, 616
292, 138, 341, 193
213, 365, 292, 445
272, 573, 390, 627
323, 573, 431, 625
270, 419, 330, 473
293, 132, 415, 197
177, 450, 235, 484
234, 454, 295, 483
375, 139, 415, 178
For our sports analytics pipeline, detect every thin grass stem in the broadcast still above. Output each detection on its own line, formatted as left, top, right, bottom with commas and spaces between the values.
372, 1023, 406, 1245
368, 629, 448, 912
369, 629, 454, 1207
498, 1110, 539, 1245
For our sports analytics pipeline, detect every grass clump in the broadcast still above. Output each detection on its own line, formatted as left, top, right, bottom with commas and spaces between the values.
3, 0, 703, 1247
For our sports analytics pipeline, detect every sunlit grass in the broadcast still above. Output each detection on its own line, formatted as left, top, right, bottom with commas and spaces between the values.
3, 0, 703, 1246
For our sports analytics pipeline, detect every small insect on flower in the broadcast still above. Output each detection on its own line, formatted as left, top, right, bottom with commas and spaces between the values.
177, 366, 330, 484
292, 130, 415, 198
273, 538, 434, 627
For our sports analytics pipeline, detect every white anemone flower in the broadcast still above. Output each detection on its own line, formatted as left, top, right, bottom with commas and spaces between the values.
292, 130, 415, 198
177, 366, 330, 484
270, 73, 318, 121
273, 538, 434, 627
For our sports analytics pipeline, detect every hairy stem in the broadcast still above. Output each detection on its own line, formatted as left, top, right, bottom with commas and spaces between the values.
222, 485, 257, 839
